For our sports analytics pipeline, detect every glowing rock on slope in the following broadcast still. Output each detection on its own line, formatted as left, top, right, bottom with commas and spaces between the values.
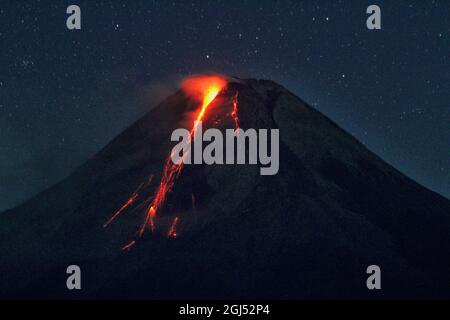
140, 75, 228, 235
104, 74, 239, 249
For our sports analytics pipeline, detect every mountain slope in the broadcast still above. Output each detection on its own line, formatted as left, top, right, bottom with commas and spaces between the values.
1, 78, 449, 298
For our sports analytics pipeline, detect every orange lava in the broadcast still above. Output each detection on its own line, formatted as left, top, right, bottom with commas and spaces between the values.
122, 240, 136, 251
103, 194, 138, 228
104, 74, 240, 250
103, 180, 148, 228
167, 216, 180, 238
231, 92, 240, 129
139, 75, 227, 235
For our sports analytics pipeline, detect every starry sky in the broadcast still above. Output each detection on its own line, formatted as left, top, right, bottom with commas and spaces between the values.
0, 0, 449, 211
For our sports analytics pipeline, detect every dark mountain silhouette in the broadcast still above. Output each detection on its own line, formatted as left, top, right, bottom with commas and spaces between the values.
1, 78, 449, 299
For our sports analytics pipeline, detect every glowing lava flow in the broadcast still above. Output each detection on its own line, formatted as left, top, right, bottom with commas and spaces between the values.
231, 92, 240, 129
104, 75, 240, 249
122, 240, 136, 251
167, 216, 180, 238
103, 194, 138, 228
103, 175, 153, 229
139, 75, 227, 236
103, 179, 149, 228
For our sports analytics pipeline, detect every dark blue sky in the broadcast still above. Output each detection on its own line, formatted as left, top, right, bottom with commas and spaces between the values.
0, 0, 449, 211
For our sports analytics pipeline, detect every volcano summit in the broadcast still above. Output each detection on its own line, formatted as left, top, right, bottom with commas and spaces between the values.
0, 77, 449, 299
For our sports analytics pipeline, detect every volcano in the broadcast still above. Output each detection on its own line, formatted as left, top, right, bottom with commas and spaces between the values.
1, 78, 449, 299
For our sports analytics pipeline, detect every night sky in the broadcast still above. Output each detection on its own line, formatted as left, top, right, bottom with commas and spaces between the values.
0, 0, 449, 211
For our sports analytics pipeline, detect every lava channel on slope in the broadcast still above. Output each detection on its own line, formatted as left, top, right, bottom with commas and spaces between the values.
104, 74, 240, 250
